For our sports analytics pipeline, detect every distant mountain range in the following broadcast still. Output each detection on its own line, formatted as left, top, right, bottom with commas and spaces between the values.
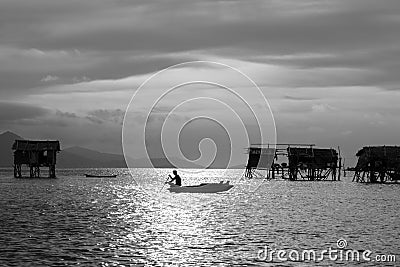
58, 146, 127, 168
0, 131, 21, 167
0, 131, 242, 168
0, 131, 128, 168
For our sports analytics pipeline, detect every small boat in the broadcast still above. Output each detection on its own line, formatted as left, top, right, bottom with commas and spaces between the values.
167, 181, 233, 193
85, 174, 117, 178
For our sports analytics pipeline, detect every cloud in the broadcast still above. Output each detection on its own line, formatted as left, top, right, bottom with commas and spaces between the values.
1, 0, 400, 95
311, 103, 336, 113
86, 109, 125, 125
0, 48, 197, 98
341, 130, 353, 136
2, 1, 399, 55
55, 110, 78, 118
284, 95, 318, 101
1, 0, 400, 164
72, 76, 90, 83
0, 102, 50, 123
41, 75, 59, 82
5, 0, 395, 55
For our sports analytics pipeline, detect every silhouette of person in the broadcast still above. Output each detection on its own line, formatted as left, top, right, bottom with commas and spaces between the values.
169, 170, 182, 186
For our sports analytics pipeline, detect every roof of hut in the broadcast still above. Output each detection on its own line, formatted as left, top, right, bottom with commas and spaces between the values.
355, 146, 400, 169
12, 140, 61, 151
287, 147, 338, 166
288, 147, 338, 158
356, 146, 400, 157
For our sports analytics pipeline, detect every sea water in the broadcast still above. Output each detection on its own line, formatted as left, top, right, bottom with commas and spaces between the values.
0, 168, 398, 266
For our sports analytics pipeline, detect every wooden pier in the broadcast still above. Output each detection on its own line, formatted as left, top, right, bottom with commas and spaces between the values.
245, 144, 341, 181
12, 140, 61, 178
353, 146, 400, 183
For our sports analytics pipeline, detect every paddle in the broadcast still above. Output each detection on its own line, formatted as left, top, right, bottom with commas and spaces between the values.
159, 175, 172, 192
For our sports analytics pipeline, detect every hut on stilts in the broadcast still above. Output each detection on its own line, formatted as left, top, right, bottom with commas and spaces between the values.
12, 140, 61, 178
353, 146, 400, 183
245, 146, 275, 178
245, 144, 341, 181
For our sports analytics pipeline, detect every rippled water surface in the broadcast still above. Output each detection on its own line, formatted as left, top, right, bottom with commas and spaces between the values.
0, 168, 399, 266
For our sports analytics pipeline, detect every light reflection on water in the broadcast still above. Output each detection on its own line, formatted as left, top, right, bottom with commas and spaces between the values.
0, 168, 399, 266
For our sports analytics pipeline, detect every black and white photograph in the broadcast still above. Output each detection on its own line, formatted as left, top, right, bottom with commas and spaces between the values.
0, 0, 399, 266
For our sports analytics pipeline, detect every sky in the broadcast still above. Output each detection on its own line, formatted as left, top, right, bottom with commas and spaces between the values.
1, 0, 400, 166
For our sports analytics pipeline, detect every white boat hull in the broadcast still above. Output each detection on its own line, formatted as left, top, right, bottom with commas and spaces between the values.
167, 182, 233, 193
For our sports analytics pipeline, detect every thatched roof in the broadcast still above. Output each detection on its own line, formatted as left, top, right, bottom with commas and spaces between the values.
355, 146, 400, 169
287, 147, 338, 167
12, 140, 61, 151
288, 147, 338, 159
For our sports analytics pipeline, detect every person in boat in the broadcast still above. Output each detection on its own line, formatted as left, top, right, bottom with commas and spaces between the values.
168, 170, 182, 186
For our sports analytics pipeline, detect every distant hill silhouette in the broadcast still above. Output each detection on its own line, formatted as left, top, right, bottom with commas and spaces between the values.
0, 131, 23, 167
0, 131, 127, 168
59, 146, 127, 168
0, 131, 207, 168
